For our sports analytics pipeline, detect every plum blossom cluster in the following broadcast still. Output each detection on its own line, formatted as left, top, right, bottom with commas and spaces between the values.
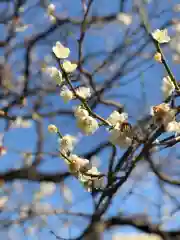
48, 124, 104, 191
60, 85, 91, 103
47, 36, 179, 192
44, 41, 77, 85
149, 74, 180, 134
45, 41, 91, 103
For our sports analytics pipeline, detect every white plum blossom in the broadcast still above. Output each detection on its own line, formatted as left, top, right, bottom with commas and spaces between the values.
60, 86, 74, 103
79, 166, 100, 181
52, 42, 70, 59
161, 76, 175, 99
109, 122, 132, 148
77, 115, 99, 135
75, 86, 91, 99
86, 166, 100, 177
152, 29, 171, 43
59, 134, 77, 154
62, 60, 77, 73
79, 166, 103, 191
166, 121, 180, 134
74, 106, 89, 118
116, 13, 132, 25
150, 103, 176, 128
45, 66, 63, 84
107, 111, 128, 126
67, 154, 90, 173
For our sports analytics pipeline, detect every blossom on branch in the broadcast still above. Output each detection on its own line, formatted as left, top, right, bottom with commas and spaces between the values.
75, 86, 91, 99
62, 60, 77, 73
74, 106, 89, 118
45, 66, 63, 84
66, 154, 90, 173
52, 42, 70, 59
109, 122, 132, 148
59, 134, 77, 154
107, 111, 128, 126
79, 166, 104, 191
60, 86, 74, 103
152, 29, 170, 43
150, 103, 176, 128
77, 115, 99, 135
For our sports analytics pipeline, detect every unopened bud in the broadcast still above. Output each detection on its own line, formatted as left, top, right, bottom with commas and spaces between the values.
48, 124, 58, 133
154, 52, 162, 63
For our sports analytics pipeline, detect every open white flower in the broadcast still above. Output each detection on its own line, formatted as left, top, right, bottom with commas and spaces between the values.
74, 106, 89, 119
79, 166, 103, 190
59, 134, 77, 153
152, 29, 170, 43
67, 154, 90, 173
52, 42, 70, 59
75, 87, 91, 99
109, 122, 132, 148
77, 116, 99, 135
150, 103, 176, 128
166, 121, 180, 134
86, 166, 100, 178
60, 86, 74, 103
107, 111, 128, 126
62, 60, 77, 73
116, 12, 132, 25
45, 66, 63, 84
161, 76, 175, 99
